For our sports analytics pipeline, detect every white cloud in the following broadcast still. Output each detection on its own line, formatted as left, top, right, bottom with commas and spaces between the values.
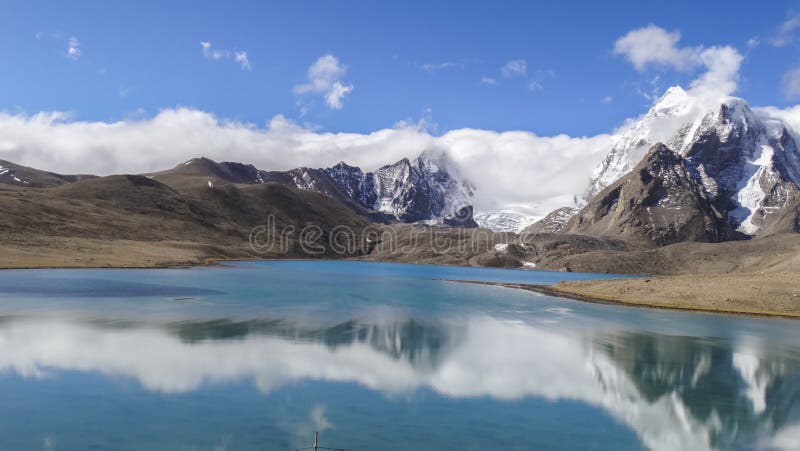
781, 67, 800, 99
528, 80, 543, 92
771, 13, 800, 47
689, 45, 743, 103
200, 41, 251, 71
418, 61, 463, 72
35, 33, 82, 61
501, 59, 527, 78
0, 108, 614, 216
326, 82, 353, 110
235, 51, 251, 71
614, 24, 699, 71
200, 41, 228, 60
600, 95, 613, 104
66, 36, 81, 61
480, 76, 497, 85
615, 24, 743, 103
293, 54, 354, 110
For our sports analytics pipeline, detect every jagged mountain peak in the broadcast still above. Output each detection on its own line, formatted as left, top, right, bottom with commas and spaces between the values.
583, 87, 800, 236
372, 151, 475, 221
326, 161, 365, 177
642, 142, 677, 164
648, 85, 693, 118
416, 149, 450, 169
258, 151, 475, 225
647, 85, 752, 123
568, 142, 736, 245
668, 96, 759, 154
379, 157, 412, 171
330, 161, 360, 171
584, 87, 702, 201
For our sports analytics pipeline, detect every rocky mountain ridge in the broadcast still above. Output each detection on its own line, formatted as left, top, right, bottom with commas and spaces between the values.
582, 86, 800, 238
566, 143, 741, 245
141, 152, 478, 225
261, 151, 476, 224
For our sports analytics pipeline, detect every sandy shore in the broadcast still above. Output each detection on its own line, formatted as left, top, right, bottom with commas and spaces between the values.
548, 273, 800, 318
449, 274, 800, 319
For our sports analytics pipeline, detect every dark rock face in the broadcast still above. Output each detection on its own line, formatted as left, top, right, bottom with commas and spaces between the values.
324, 162, 377, 209
566, 143, 738, 246
677, 103, 800, 235
372, 154, 474, 223
260, 166, 394, 224
263, 153, 475, 226
443, 206, 478, 228
374, 158, 431, 222
753, 181, 800, 235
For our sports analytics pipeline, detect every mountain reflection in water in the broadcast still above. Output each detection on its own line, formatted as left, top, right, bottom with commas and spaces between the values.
0, 313, 798, 450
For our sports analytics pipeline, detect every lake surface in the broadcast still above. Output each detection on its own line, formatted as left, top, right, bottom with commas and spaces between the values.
0, 261, 798, 450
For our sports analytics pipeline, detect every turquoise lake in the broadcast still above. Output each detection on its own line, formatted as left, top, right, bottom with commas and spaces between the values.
0, 260, 799, 450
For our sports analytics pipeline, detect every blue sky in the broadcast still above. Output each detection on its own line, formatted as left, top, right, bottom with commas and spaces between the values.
3, 0, 800, 137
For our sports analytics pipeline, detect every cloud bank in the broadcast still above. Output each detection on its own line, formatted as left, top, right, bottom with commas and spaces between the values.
6, 23, 786, 219
0, 109, 614, 217
0, 23, 766, 218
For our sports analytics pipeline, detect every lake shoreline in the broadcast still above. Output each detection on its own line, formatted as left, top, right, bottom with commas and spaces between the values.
442, 279, 800, 320
4, 249, 799, 320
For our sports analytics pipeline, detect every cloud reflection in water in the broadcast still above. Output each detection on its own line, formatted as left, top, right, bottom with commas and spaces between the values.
0, 314, 798, 450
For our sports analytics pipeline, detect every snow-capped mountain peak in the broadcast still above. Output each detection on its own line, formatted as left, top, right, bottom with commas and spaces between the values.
373, 151, 475, 221
649, 86, 694, 118
262, 151, 476, 224
583, 86, 704, 201
583, 87, 800, 236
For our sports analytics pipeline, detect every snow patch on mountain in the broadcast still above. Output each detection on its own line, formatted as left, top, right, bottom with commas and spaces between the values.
0, 164, 30, 185
474, 212, 537, 233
